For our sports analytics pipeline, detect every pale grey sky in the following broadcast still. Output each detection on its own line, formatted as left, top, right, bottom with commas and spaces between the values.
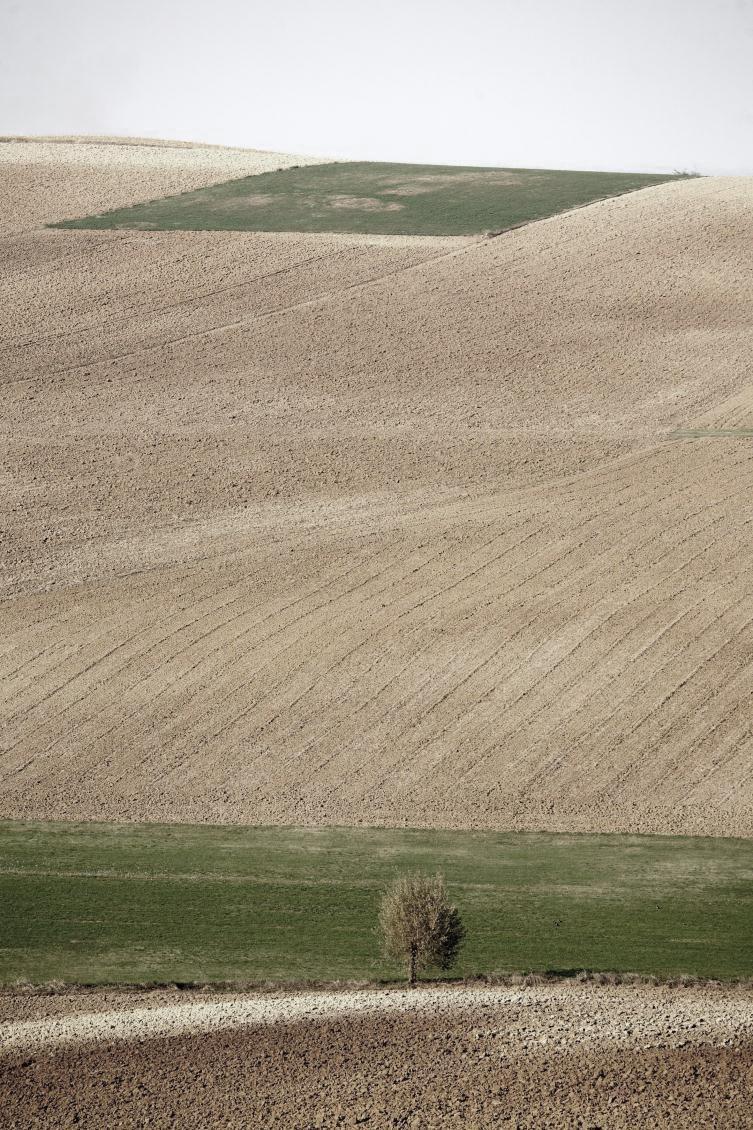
1, 0, 752, 173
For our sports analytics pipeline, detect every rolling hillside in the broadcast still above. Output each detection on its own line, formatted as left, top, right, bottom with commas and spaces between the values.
2, 140, 753, 834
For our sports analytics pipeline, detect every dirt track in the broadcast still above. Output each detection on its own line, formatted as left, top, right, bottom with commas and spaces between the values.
2, 141, 753, 834
2, 984, 753, 1128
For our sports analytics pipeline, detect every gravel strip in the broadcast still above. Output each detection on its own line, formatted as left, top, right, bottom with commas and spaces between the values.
3, 982, 753, 1057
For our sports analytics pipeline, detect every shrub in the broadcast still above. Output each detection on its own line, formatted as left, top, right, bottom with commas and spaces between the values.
379, 872, 465, 987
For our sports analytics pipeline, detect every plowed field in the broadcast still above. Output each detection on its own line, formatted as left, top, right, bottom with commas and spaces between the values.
3, 983, 753, 1129
2, 141, 753, 834
0, 137, 325, 233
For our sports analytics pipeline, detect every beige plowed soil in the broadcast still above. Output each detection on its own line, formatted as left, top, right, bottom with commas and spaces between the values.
2, 983, 753, 1128
2, 142, 753, 834
0, 136, 326, 233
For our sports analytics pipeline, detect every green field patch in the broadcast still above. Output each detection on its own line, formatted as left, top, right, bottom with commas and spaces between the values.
50, 162, 682, 237
2, 822, 752, 985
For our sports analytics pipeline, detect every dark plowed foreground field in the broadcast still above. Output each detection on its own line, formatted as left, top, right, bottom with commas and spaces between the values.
4, 1003, 753, 1129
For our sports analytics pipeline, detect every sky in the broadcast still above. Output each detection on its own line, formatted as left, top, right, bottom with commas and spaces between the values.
1, 0, 752, 174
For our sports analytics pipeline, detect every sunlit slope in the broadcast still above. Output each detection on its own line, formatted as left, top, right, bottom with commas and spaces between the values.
0, 137, 325, 234
2, 163, 753, 835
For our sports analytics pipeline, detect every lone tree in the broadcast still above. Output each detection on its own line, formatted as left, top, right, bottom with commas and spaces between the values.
379, 871, 465, 987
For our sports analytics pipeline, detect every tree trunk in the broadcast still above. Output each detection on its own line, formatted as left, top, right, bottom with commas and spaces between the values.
408, 944, 417, 988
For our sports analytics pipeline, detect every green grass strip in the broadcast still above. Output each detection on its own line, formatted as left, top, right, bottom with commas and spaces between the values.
2, 822, 752, 985
50, 162, 682, 237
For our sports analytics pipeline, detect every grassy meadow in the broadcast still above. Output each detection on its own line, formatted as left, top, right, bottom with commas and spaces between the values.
2, 822, 752, 986
51, 162, 681, 236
